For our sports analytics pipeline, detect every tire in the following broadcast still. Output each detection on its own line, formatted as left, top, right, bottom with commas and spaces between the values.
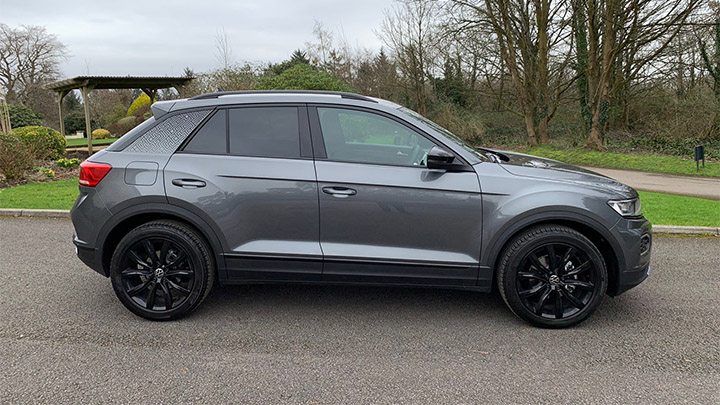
109, 220, 215, 321
497, 225, 607, 328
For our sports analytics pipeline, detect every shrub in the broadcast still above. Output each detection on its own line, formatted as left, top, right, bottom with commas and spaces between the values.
108, 116, 139, 137
63, 110, 88, 134
127, 94, 153, 117
0, 134, 37, 180
131, 104, 151, 119
92, 128, 110, 139
8, 104, 42, 127
57, 158, 80, 168
254, 63, 352, 92
12, 126, 66, 159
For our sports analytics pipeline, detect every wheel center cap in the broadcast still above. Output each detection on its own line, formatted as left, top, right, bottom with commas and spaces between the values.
154, 268, 165, 279
549, 274, 561, 285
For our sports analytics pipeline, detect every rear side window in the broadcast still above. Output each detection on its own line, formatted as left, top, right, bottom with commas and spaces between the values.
125, 110, 212, 154
229, 107, 300, 158
184, 110, 227, 154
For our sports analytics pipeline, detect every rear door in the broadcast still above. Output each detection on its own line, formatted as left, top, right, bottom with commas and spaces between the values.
310, 106, 483, 285
164, 104, 322, 281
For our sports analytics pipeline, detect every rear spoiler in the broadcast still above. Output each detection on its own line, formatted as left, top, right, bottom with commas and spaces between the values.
150, 101, 175, 118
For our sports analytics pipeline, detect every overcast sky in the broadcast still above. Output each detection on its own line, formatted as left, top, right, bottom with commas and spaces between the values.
2, 0, 393, 78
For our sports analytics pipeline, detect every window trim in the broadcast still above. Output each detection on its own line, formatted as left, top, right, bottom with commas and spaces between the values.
308, 104, 470, 168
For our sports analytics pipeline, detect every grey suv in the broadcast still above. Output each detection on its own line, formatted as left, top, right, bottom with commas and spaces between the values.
71, 90, 651, 328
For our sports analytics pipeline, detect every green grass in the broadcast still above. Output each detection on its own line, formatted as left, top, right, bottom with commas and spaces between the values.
0, 179, 79, 210
65, 138, 117, 147
1, 179, 717, 228
638, 191, 720, 227
520, 145, 720, 177
364, 135, 395, 145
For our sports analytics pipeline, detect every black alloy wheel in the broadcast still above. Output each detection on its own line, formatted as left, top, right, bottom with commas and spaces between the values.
516, 243, 597, 320
120, 237, 194, 311
110, 221, 214, 321
498, 225, 607, 328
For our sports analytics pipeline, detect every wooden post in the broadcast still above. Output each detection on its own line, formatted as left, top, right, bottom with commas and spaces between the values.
141, 88, 157, 103
57, 90, 69, 137
80, 85, 94, 155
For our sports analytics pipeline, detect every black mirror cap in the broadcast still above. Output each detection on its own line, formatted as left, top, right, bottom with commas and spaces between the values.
426, 146, 473, 172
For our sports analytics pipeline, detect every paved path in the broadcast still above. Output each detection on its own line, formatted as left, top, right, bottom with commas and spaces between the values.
1, 218, 718, 404
583, 166, 720, 200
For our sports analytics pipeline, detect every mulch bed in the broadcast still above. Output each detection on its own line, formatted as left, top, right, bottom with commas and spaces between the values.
0, 157, 82, 189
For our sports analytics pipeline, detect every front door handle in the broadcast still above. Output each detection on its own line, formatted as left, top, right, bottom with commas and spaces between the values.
322, 186, 357, 198
172, 178, 206, 188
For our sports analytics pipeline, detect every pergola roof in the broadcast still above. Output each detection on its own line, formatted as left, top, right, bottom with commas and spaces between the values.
46, 75, 194, 92
46, 76, 195, 155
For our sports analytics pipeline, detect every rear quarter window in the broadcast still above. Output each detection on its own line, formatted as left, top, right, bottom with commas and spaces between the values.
124, 109, 212, 154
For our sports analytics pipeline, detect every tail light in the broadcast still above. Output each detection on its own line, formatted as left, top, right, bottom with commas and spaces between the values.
79, 161, 112, 187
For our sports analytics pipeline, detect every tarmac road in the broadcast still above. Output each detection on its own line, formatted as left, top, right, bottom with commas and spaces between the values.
1, 217, 718, 404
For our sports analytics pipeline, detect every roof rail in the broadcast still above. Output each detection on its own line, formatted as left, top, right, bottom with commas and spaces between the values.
189, 90, 377, 103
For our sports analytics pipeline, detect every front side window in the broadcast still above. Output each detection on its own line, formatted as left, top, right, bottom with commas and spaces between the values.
318, 107, 436, 167
229, 107, 300, 158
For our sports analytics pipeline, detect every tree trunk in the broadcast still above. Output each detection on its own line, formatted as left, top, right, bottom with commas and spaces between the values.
537, 115, 549, 144
535, 0, 550, 144
524, 111, 538, 146
585, 119, 604, 149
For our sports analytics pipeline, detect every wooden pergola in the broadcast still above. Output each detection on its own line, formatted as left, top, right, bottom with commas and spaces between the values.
46, 76, 194, 154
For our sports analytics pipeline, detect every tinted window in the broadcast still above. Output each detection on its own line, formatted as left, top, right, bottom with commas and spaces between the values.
318, 107, 436, 167
184, 110, 227, 154
229, 107, 300, 158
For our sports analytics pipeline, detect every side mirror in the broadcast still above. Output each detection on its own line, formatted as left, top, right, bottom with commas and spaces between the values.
426, 146, 455, 170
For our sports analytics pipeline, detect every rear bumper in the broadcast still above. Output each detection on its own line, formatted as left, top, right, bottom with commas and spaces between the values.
73, 235, 107, 277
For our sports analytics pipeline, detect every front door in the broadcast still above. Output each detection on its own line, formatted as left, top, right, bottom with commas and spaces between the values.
311, 106, 483, 285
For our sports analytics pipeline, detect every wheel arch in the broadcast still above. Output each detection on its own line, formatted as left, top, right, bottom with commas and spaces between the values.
483, 209, 624, 296
97, 203, 227, 280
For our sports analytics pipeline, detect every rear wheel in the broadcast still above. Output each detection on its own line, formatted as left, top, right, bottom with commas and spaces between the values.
109, 220, 214, 321
497, 225, 607, 328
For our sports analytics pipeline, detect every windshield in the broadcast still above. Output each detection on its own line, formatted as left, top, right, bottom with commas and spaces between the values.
397, 107, 487, 162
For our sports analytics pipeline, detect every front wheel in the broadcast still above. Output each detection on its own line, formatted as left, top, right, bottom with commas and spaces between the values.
109, 220, 215, 321
497, 225, 607, 328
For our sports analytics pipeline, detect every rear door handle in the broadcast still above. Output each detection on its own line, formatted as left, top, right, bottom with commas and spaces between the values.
322, 186, 357, 198
172, 178, 206, 188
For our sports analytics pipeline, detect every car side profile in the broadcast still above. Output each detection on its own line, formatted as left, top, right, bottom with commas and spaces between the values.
71, 90, 651, 328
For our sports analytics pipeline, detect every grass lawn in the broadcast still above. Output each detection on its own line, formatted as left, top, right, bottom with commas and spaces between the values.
638, 191, 720, 227
66, 138, 117, 147
520, 145, 720, 178
0, 179, 79, 210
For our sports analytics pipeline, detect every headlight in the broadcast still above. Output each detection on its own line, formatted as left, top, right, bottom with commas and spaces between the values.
608, 198, 642, 217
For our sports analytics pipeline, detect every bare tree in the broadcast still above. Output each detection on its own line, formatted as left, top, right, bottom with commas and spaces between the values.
306, 20, 335, 69
0, 24, 68, 124
214, 27, 233, 70
379, 0, 440, 115
572, 0, 701, 148
450, 0, 573, 145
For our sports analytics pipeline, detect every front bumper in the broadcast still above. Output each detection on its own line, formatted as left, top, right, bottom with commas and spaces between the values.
608, 216, 652, 296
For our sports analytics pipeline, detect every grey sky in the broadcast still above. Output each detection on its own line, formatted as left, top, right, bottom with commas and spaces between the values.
2, 0, 393, 77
